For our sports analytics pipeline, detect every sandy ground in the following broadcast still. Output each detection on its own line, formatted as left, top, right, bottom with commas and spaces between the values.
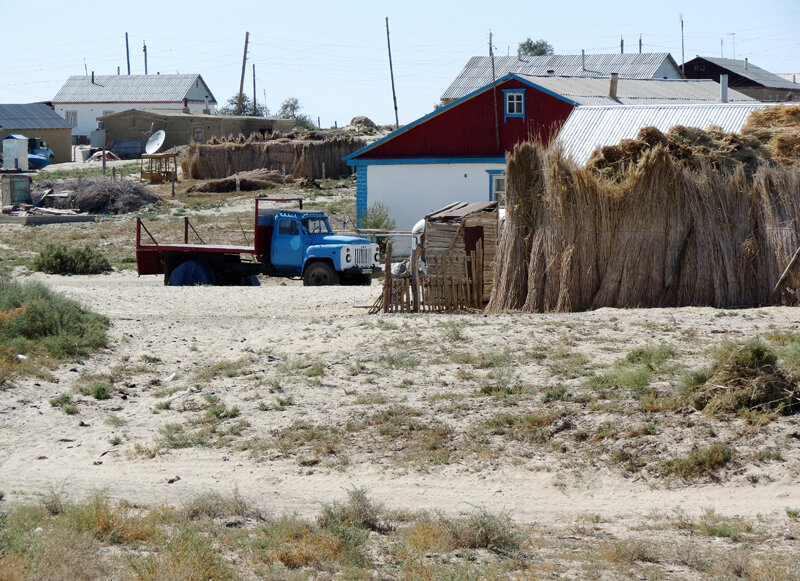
0, 270, 799, 529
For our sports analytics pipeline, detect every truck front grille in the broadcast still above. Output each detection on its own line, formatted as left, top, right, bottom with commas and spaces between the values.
354, 247, 371, 267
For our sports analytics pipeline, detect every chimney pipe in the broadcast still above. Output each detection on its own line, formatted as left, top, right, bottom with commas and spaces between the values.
609, 73, 619, 99
744, 57, 748, 70
91, 71, 94, 84
720, 74, 728, 103
581, 49, 585, 71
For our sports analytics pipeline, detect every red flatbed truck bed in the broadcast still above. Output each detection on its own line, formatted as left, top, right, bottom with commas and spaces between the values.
135, 197, 304, 285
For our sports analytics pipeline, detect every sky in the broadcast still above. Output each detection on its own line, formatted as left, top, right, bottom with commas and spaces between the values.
1, 0, 798, 127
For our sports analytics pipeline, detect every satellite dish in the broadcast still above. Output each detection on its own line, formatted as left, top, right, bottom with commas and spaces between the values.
145, 130, 166, 154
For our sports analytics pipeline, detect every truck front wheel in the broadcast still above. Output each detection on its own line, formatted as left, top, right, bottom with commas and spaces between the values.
303, 262, 338, 286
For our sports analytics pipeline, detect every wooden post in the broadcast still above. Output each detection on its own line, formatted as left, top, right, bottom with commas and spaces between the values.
102, 146, 106, 176
382, 244, 393, 314
411, 244, 420, 313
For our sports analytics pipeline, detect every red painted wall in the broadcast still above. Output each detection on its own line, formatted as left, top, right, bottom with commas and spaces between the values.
354, 78, 575, 160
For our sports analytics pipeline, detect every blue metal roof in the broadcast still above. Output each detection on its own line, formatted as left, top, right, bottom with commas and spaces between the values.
0, 103, 71, 130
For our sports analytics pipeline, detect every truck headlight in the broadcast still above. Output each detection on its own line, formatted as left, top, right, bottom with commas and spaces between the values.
345, 253, 352, 263
374, 251, 380, 263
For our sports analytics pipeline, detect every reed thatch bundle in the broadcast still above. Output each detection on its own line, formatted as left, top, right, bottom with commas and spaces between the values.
487, 137, 800, 313
185, 169, 292, 193
181, 137, 365, 180
741, 104, 800, 168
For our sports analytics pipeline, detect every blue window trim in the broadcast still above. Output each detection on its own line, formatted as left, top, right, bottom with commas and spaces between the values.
486, 169, 505, 201
502, 89, 526, 122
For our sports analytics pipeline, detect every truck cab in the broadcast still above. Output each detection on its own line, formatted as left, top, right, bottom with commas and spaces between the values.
257, 206, 380, 285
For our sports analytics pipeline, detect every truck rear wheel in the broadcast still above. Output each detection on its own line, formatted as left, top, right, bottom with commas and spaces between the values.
168, 260, 215, 286
303, 261, 338, 286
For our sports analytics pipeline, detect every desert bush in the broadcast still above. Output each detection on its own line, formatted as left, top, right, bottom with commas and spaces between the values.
680, 339, 799, 417
318, 488, 387, 533
0, 278, 108, 362
440, 507, 524, 555
182, 490, 259, 521
33, 243, 112, 275
659, 443, 735, 479
128, 527, 233, 581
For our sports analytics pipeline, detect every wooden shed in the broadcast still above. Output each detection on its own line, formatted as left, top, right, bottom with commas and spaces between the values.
423, 201, 499, 303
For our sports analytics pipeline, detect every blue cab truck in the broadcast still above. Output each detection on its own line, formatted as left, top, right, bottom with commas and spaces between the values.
136, 197, 381, 286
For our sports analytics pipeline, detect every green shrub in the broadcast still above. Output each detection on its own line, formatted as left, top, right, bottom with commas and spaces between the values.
0, 278, 108, 361
659, 443, 735, 479
33, 244, 112, 275
360, 202, 396, 255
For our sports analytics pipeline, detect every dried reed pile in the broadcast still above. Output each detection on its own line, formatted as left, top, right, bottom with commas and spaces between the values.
741, 104, 800, 168
181, 136, 365, 180
487, 138, 800, 313
38, 179, 160, 214
186, 169, 292, 193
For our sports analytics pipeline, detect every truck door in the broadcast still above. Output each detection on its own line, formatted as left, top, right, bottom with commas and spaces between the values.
271, 217, 304, 275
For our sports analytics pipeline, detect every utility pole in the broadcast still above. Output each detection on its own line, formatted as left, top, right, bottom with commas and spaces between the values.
490, 31, 500, 152
125, 33, 131, 74
386, 17, 399, 130
729, 33, 736, 59
639, 35, 642, 54
237, 32, 249, 115
252, 63, 257, 116
681, 14, 685, 72
143, 41, 148, 75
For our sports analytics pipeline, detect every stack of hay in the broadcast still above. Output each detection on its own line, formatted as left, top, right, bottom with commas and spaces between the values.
487, 105, 800, 313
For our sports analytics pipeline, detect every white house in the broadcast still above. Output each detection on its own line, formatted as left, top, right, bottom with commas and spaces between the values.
52, 74, 217, 140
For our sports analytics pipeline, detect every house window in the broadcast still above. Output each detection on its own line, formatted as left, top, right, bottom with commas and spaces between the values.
694, 64, 705, 72
486, 170, 506, 205
193, 127, 203, 142
65, 110, 77, 127
502, 89, 525, 122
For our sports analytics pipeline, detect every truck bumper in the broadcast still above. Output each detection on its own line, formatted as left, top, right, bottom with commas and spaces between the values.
342, 266, 382, 276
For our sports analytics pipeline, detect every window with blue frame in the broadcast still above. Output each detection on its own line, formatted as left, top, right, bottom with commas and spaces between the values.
503, 89, 525, 122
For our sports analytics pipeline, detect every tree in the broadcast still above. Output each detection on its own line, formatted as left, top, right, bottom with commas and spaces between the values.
277, 97, 316, 131
518, 38, 554, 57
217, 94, 269, 116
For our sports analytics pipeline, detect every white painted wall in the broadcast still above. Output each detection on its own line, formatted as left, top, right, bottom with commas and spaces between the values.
54, 102, 213, 138
367, 162, 505, 231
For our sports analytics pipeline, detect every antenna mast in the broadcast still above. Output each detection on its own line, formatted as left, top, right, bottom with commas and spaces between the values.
490, 31, 500, 151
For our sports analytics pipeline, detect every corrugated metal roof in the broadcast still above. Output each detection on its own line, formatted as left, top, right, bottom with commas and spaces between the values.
518, 76, 755, 105
689, 57, 799, 90
557, 103, 775, 165
53, 74, 214, 104
442, 53, 681, 101
427, 201, 498, 221
0, 103, 71, 130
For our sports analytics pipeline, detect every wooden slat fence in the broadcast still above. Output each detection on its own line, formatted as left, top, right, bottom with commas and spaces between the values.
371, 242, 484, 314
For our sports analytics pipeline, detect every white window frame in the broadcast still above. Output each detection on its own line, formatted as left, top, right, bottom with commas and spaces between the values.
65, 110, 78, 127
503, 89, 525, 122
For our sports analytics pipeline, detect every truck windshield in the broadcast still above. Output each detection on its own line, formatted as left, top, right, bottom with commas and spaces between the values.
301, 218, 331, 234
